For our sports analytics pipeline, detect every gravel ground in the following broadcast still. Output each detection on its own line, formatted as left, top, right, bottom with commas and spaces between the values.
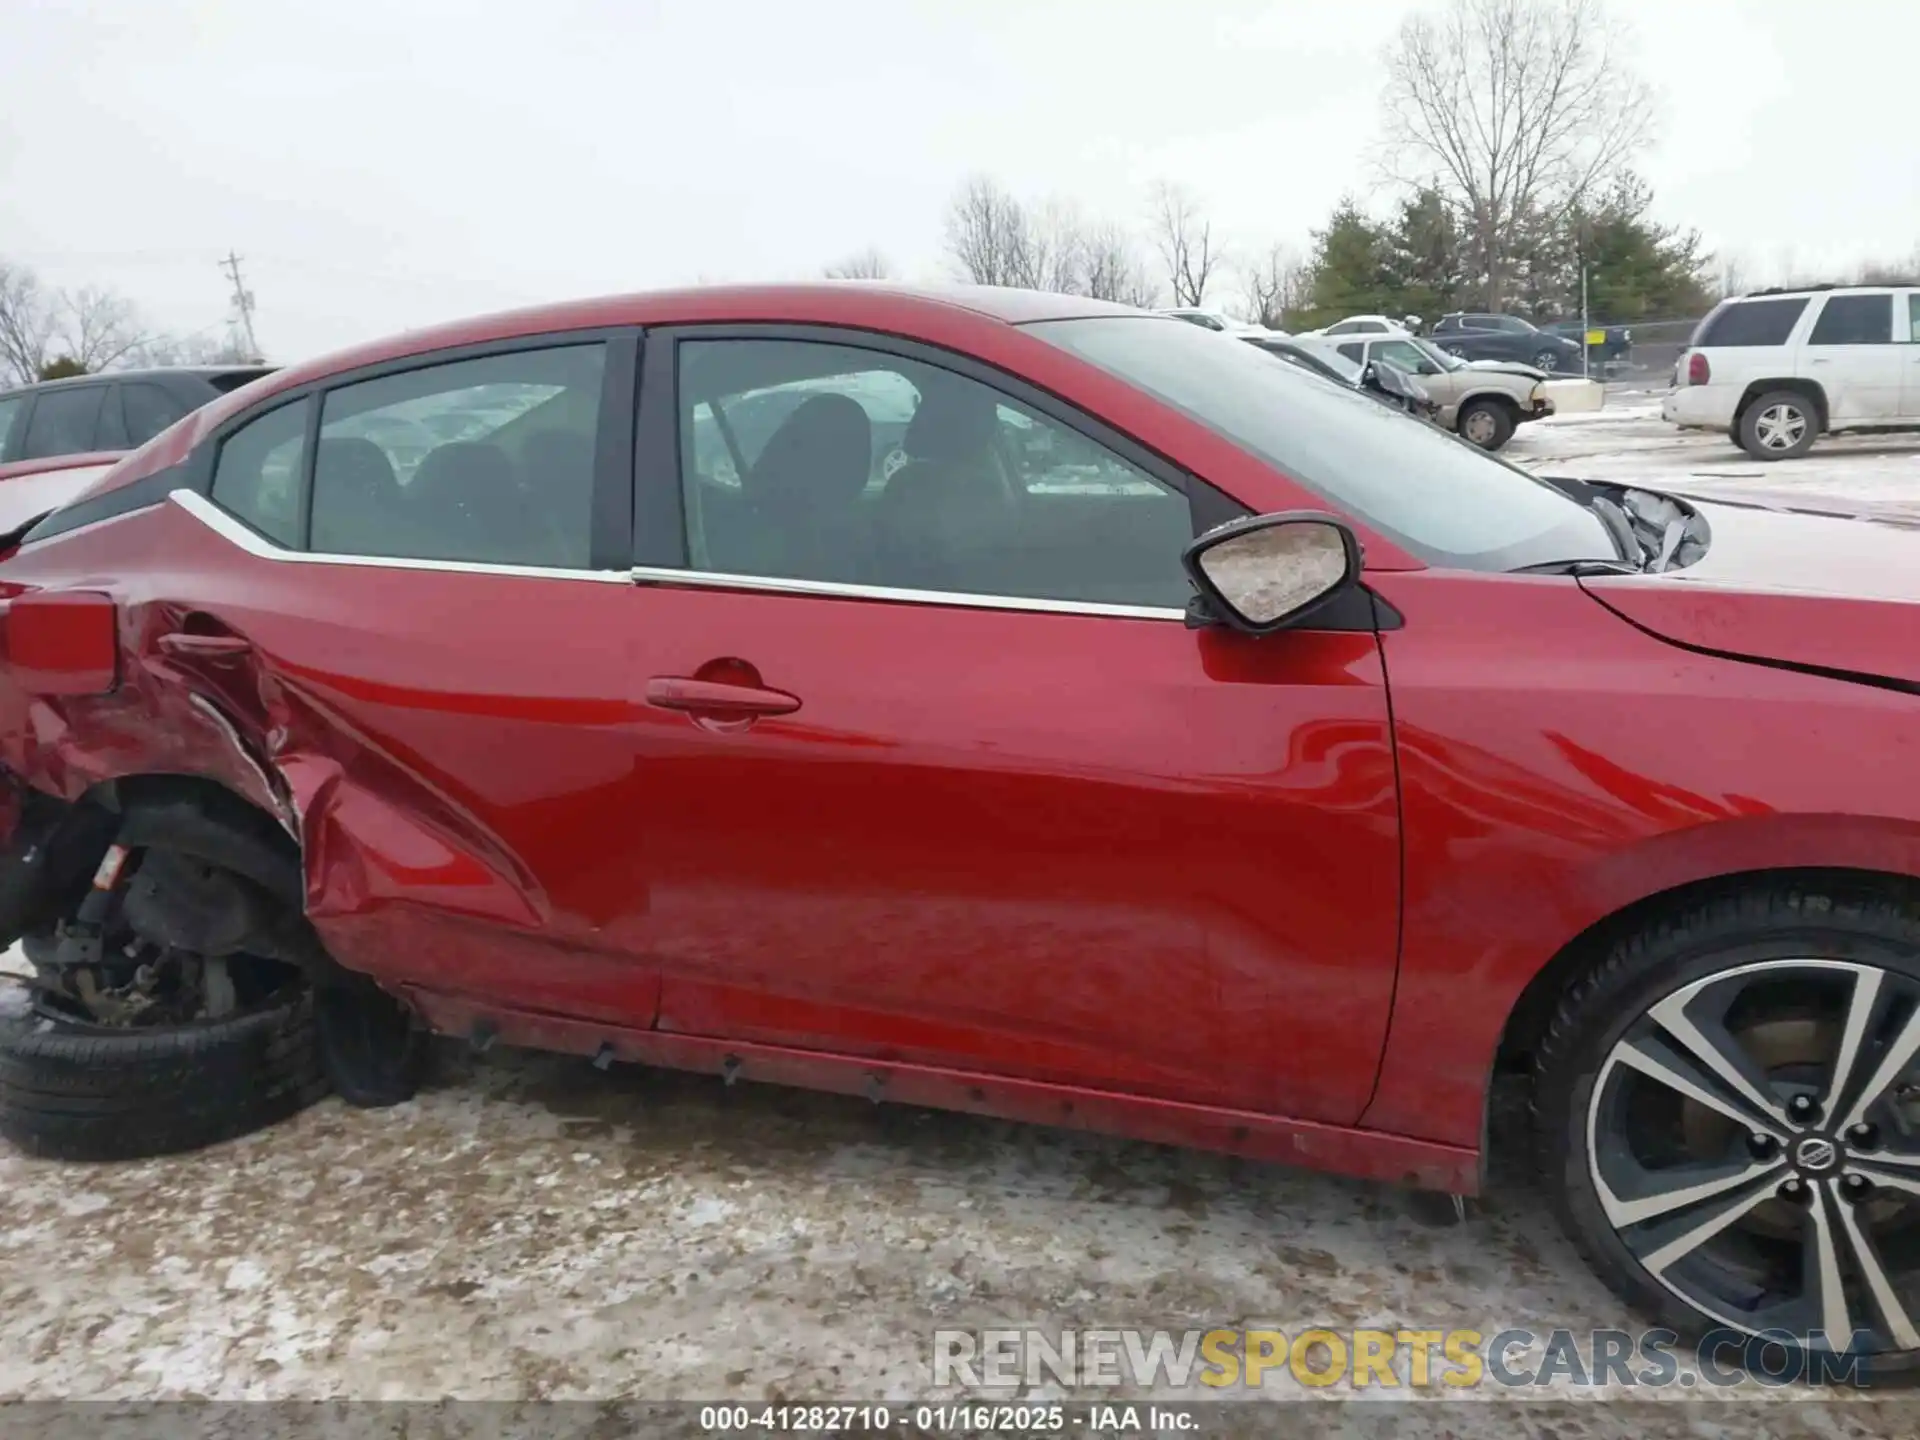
5, 400, 1919, 1435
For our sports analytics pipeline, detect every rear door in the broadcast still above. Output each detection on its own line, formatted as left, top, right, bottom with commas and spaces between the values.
135, 332, 662, 1023
1801, 291, 1903, 421
622, 327, 1403, 1123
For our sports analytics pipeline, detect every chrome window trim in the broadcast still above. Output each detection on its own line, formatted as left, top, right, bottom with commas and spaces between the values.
628, 563, 1188, 621
169, 488, 633, 584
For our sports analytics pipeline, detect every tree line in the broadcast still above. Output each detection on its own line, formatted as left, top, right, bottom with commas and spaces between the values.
1, 258, 257, 389
830, 0, 1913, 331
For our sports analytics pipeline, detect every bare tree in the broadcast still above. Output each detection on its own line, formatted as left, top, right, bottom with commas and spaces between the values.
0, 262, 57, 385
824, 246, 892, 280
1078, 221, 1157, 307
1239, 242, 1308, 328
1380, 0, 1654, 311
126, 330, 258, 367
944, 176, 1033, 287
59, 287, 148, 371
1150, 182, 1219, 307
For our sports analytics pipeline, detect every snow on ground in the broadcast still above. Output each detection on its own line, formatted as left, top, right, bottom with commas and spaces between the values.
1508, 394, 1920, 520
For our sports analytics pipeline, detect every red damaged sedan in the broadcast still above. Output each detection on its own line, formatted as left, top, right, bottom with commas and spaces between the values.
3, 285, 1920, 1374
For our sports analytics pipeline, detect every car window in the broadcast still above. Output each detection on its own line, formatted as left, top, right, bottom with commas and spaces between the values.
1909, 295, 1920, 343
122, 383, 191, 445
1694, 297, 1810, 348
1375, 339, 1428, 371
1808, 293, 1894, 346
211, 401, 307, 547
1357, 321, 1387, 333
19, 386, 106, 460
1032, 315, 1620, 573
310, 344, 606, 568
676, 337, 1194, 609
1337, 342, 1365, 363
0, 396, 25, 462
94, 386, 130, 451
1325, 320, 1357, 335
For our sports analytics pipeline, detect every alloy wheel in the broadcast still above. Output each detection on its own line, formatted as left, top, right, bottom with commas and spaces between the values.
1587, 959, 1920, 1355
1755, 404, 1808, 452
1533, 349, 1560, 373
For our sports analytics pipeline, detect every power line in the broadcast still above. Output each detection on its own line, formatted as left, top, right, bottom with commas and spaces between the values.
219, 250, 261, 361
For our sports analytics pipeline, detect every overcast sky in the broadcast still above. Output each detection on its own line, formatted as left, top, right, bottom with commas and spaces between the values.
3, 0, 1914, 362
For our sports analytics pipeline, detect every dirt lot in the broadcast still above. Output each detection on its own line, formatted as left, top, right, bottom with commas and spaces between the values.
4, 402, 1918, 1433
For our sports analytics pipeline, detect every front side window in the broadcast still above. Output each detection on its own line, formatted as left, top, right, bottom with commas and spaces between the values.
210, 401, 307, 547
1908, 295, 1920, 343
1374, 339, 1431, 372
1031, 315, 1620, 572
677, 338, 1194, 609
20, 386, 105, 460
1808, 293, 1894, 346
310, 344, 605, 568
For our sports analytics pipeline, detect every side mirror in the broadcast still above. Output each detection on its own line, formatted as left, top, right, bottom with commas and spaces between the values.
1181, 513, 1362, 636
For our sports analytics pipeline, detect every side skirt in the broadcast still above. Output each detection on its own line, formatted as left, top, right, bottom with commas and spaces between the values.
405, 989, 1478, 1194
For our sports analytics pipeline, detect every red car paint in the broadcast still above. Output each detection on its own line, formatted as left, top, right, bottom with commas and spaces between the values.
4, 283, 1920, 1196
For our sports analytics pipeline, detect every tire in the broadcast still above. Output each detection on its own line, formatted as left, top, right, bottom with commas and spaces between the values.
1533, 884, 1920, 1385
1456, 398, 1516, 451
0, 984, 327, 1160
1738, 390, 1820, 460
316, 983, 427, 1108
1532, 348, 1561, 373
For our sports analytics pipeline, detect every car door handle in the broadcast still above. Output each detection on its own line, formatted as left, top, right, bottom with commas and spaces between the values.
644, 676, 800, 718
157, 632, 252, 658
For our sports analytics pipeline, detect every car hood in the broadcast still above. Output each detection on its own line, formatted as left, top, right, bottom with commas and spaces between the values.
1580, 495, 1920, 688
1464, 360, 1546, 380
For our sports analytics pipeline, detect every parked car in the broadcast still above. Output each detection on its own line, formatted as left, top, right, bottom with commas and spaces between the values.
1330, 334, 1554, 450
1240, 333, 1440, 420
0, 452, 128, 535
1664, 284, 1920, 460
1431, 312, 1585, 373
0, 366, 275, 471
9, 284, 1920, 1378
1305, 314, 1415, 338
1158, 307, 1243, 332
1544, 319, 1634, 365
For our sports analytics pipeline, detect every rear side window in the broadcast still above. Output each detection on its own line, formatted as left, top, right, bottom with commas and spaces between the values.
122, 383, 191, 445
1808, 293, 1894, 345
94, 387, 130, 450
310, 344, 606, 568
20, 386, 106, 460
1337, 342, 1365, 363
211, 401, 307, 546
1695, 297, 1809, 348
1909, 295, 1920, 343
0, 396, 25, 462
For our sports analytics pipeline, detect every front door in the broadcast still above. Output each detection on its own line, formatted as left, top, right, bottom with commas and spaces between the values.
625, 330, 1402, 1123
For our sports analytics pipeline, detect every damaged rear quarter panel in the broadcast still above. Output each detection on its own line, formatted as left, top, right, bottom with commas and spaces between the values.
0, 499, 661, 1022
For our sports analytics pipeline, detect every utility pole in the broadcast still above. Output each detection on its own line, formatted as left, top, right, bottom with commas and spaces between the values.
219, 251, 261, 361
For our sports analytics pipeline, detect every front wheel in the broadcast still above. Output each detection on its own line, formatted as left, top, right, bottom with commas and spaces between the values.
1533, 348, 1562, 373
1534, 886, 1920, 1383
1456, 398, 1516, 451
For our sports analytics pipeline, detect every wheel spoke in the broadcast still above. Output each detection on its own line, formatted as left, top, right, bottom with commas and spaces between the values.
1602, 1154, 1785, 1229
1832, 1184, 1920, 1349
1638, 1168, 1782, 1275
1804, 1186, 1857, 1348
1854, 1152, 1920, 1192
1826, 967, 1885, 1116
1838, 1001, 1920, 1133
1648, 985, 1793, 1130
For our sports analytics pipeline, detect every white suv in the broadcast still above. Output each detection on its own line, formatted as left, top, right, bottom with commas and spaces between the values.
1664, 285, 1920, 459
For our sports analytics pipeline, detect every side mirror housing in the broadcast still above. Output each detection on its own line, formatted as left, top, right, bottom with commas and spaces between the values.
1181, 513, 1362, 636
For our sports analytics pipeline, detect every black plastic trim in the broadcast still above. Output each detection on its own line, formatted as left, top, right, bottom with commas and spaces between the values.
633, 328, 688, 568
18, 463, 193, 545
590, 334, 641, 570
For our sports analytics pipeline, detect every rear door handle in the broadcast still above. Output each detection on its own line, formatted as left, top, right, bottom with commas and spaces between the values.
645, 676, 800, 718
157, 632, 252, 658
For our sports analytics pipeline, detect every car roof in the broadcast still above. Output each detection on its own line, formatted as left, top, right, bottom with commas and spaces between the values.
1, 365, 275, 399
1737, 283, 1917, 299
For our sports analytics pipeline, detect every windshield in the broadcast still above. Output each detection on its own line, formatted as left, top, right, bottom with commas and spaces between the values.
1410, 338, 1467, 372
1028, 316, 1621, 571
